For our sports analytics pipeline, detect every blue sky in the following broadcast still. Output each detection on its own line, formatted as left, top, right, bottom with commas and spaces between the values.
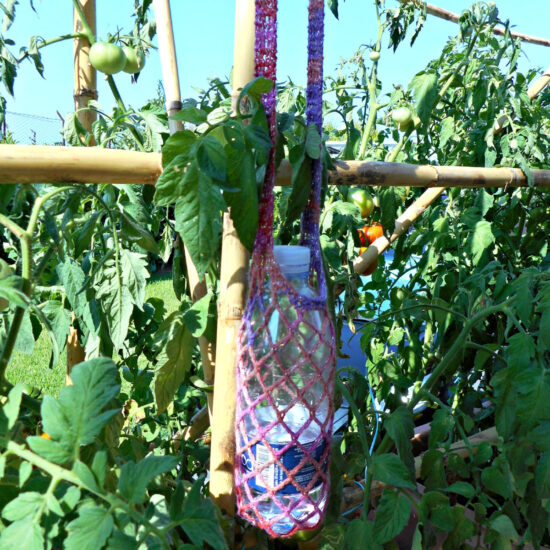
4, 0, 550, 122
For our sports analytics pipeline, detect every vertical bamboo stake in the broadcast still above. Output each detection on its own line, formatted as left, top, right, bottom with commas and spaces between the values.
152, 0, 216, 420
67, 0, 96, 383
73, 0, 97, 138
209, 0, 255, 518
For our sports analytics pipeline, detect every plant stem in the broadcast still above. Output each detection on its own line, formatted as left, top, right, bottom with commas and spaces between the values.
357, 9, 384, 160
71, 0, 95, 43
17, 34, 84, 63
0, 214, 25, 239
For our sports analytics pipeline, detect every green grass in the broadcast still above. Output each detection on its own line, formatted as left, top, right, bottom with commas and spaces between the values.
5, 270, 177, 397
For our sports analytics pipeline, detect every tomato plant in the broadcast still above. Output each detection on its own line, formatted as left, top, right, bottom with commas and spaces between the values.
0, 0, 549, 548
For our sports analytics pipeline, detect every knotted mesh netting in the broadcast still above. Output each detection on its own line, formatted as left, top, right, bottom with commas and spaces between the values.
234, 0, 336, 538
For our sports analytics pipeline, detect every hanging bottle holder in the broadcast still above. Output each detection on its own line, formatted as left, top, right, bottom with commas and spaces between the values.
234, 0, 336, 538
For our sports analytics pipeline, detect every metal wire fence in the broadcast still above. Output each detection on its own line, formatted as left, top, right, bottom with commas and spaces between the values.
1, 111, 65, 145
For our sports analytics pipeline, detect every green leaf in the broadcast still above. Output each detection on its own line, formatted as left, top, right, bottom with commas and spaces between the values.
153, 311, 194, 414
0, 275, 28, 309
73, 460, 99, 491
410, 72, 438, 127
2, 491, 44, 521
384, 407, 415, 478
65, 503, 114, 550
14, 310, 34, 354
197, 135, 227, 182
536, 453, 550, 498
236, 76, 274, 109
305, 122, 322, 159
161, 130, 198, 168
444, 481, 475, 499
439, 117, 454, 147
118, 455, 179, 504
284, 144, 312, 230
371, 453, 416, 489
507, 332, 536, 370
171, 106, 207, 125
328, 0, 339, 19
345, 520, 381, 550
174, 164, 224, 278
119, 209, 160, 255
177, 480, 228, 550
489, 514, 519, 541
57, 258, 97, 335
120, 248, 149, 309
0, 519, 44, 550
155, 154, 191, 207
182, 294, 212, 337
95, 257, 134, 350
468, 220, 494, 264
223, 147, 258, 251
373, 489, 411, 543
28, 358, 119, 464
429, 408, 455, 448
41, 300, 70, 352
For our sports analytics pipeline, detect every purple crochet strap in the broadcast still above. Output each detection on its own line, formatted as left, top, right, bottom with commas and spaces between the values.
300, 0, 326, 298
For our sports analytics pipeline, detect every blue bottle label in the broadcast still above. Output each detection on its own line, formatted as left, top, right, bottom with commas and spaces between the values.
242, 440, 327, 495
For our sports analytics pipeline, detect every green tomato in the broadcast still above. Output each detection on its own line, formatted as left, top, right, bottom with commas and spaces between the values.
369, 51, 380, 61
89, 41, 126, 75
122, 46, 146, 74
392, 107, 412, 125
348, 188, 375, 218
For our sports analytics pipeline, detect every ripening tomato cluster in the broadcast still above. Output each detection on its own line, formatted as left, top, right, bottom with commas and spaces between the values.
346, 187, 383, 275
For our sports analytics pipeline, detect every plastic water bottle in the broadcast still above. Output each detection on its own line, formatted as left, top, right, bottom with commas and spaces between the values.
241, 245, 331, 535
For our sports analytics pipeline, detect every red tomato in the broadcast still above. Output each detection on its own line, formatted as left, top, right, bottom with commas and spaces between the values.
365, 222, 383, 244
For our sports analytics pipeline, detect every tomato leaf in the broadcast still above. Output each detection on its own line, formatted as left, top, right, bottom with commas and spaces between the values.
223, 147, 258, 251
118, 455, 179, 504
373, 489, 411, 544
174, 164, 224, 279
65, 503, 114, 550
197, 134, 227, 182
410, 72, 438, 128
153, 310, 194, 414
371, 453, 416, 489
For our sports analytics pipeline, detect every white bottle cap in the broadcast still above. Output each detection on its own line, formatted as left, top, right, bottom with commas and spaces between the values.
273, 245, 311, 275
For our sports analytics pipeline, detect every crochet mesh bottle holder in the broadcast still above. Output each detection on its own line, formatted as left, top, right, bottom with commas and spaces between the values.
234, 0, 336, 538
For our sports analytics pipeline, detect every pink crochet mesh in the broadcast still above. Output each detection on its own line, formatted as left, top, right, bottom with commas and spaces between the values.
234, 0, 336, 538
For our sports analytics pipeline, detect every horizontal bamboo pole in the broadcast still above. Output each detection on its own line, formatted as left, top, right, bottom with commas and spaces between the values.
2, 144, 550, 190
401, 0, 550, 48
0, 145, 162, 185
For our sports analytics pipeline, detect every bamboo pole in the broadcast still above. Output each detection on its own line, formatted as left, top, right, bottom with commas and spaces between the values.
3, 145, 550, 189
354, 69, 550, 275
73, 0, 97, 137
67, 0, 97, 383
209, 0, 255, 519
400, 0, 550, 48
0, 145, 162, 184
152, 0, 215, 422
